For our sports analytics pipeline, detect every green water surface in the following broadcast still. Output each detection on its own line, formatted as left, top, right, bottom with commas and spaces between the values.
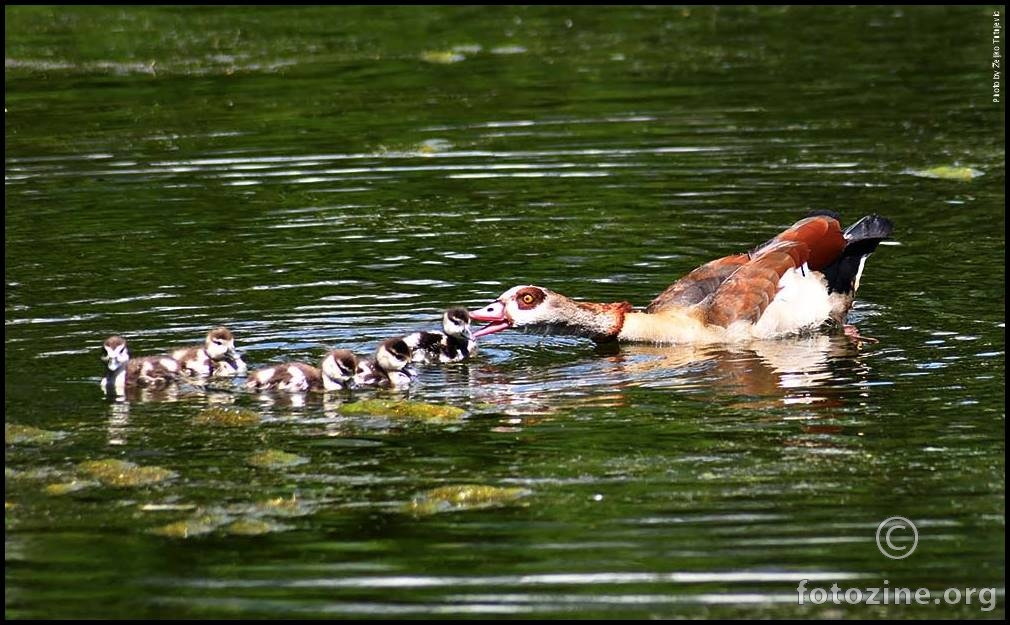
5, 5, 1005, 619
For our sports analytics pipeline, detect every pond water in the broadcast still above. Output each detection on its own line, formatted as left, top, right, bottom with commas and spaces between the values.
5, 5, 1004, 618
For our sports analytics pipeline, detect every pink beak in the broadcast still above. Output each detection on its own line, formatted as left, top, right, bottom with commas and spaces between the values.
470, 300, 512, 339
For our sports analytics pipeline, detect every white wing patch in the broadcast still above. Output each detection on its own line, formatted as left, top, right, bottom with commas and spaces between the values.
753, 267, 831, 338
853, 253, 870, 293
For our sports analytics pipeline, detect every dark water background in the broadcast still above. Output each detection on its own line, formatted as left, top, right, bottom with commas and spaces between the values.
5, 6, 1004, 618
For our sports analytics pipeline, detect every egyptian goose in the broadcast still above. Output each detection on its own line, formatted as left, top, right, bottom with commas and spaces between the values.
101, 336, 181, 396
470, 212, 893, 344
402, 307, 477, 363
172, 326, 248, 377
353, 338, 415, 389
246, 349, 358, 392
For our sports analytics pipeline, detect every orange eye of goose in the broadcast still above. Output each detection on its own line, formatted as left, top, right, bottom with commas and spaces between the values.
521, 294, 534, 305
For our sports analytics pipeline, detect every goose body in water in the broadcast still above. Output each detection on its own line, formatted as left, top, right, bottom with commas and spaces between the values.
470, 213, 894, 344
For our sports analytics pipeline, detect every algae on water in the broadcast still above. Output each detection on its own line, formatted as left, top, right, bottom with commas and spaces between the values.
225, 518, 287, 536
151, 513, 227, 539
78, 459, 176, 487
193, 406, 261, 427
45, 480, 100, 495
247, 449, 310, 469
408, 484, 531, 515
6, 423, 67, 445
905, 166, 984, 181
342, 399, 466, 422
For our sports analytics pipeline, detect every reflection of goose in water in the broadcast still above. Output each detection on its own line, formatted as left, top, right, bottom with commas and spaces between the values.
102, 384, 198, 447
106, 401, 131, 447
614, 334, 862, 404
468, 334, 869, 414
103, 384, 236, 446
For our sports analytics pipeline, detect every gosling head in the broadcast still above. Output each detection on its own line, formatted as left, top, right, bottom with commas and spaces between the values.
321, 349, 358, 389
376, 338, 413, 373
441, 307, 473, 340
204, 326, 238, 361
101, 336, 130, 371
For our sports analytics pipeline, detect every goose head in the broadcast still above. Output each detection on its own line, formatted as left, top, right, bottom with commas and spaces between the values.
471, 285, 592, 338
471, 285, 633, 341
470, 286, 550, 338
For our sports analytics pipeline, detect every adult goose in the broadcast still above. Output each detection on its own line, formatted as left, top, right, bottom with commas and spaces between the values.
469, 212, 893, 345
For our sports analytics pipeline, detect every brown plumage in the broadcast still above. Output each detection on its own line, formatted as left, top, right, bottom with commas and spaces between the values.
771, 214, 846, 271
649, 214, 844, 320
646, 253, 750, 311
703, 241, 809, 327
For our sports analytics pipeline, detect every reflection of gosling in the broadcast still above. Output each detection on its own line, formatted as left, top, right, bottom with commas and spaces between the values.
246, 349, 358, 392
101, 335, 180, 397
172, 326, 248, 377
402, 307, 477, 363
353, 338, 415, 389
